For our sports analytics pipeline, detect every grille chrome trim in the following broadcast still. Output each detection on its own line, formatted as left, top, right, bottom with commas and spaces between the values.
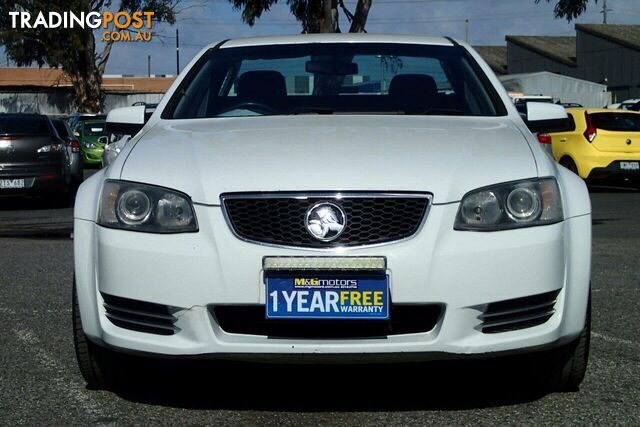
479, 290, 560, 334
103, 302, 176, 321
263, 256, 387, 271
480, 308, 556, 330
101, 293, 179, 336
220, 192, 433, 251
105, 312, 178, 333
478, 300, 556, 320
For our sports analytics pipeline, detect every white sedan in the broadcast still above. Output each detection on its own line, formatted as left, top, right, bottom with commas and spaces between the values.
73, 34, 591, 391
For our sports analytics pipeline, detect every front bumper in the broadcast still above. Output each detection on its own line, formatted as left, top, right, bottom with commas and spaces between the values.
586, 160, 640, 181
572, 151, 640, 179
0, 166, 66, 193
74, 204, 591, 360
81, 147, 104, 165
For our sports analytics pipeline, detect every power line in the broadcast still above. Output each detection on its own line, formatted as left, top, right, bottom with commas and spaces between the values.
601, 0, 613, 24
175, 12, 553, 26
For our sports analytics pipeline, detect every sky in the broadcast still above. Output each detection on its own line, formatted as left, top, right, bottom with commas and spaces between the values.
5, 0, 640, 75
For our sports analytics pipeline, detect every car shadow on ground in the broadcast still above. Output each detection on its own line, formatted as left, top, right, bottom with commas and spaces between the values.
0, 195, 61, 211
0, 190, 79, 210
588, 183, 639, 193
0, 195, 74, 237
112, 357, 551, 411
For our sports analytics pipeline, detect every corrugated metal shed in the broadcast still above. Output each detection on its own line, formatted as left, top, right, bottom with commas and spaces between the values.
473, 46, 508, 75
499, 71, 610, 108
505, 36, 577, 66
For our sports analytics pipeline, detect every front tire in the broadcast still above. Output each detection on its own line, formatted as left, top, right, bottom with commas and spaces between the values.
560, 157, 580, 177
538, 294, 591, 391
72, 279, 121, 389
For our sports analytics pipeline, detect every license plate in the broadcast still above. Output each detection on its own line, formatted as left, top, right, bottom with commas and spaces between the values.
266, 273, 389, 319
0, 179, 25, 189
620, 161, 639, 171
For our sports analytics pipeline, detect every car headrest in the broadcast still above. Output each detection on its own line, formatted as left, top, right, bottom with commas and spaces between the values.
388, 74, 439, 113
237, 71, 287, 103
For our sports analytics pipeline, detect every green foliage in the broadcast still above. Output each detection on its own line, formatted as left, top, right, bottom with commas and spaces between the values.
0, 0, 178, 111
229, 0, 372, 34
229, 0, 323, 33
536, 0, 597, 21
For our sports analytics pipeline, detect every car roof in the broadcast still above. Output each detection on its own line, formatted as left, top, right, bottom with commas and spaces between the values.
566, 108, 640, 114
76, 114, 106, 119
70, 114, 106, 120
0, 113, 46, 118
218, 33, 455, 49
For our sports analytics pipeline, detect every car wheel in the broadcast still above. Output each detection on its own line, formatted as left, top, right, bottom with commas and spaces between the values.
47, 187, 73, 208
560, 157, 579, 176
538, 293, 591, 392
72, 278, 121, 390
70, 177, 83, 197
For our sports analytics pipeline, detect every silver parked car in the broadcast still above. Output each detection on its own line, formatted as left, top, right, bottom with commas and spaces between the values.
101, 103, 157, 168
101, 134, 130, 168
51, 118, 83, 188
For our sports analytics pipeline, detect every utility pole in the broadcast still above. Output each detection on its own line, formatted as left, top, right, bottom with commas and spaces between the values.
601, 0, 612, 24
176, 28, 180, 75
147, 55, 151, 77
465, 19, 469, 43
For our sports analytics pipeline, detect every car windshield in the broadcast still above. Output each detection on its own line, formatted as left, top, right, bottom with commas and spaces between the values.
84, 122, 106, 136
52, 121, 70, 138
591, 113, 640, 132
166, 43, 503, 119
0, 116, 50, 135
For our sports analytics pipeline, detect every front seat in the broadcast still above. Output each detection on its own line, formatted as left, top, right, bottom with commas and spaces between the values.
236, 70, 287, 111
388, 74, 439, 114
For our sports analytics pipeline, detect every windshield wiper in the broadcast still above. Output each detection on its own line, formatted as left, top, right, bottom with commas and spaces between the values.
289, 107, 335, 115
422, 108, 466, 116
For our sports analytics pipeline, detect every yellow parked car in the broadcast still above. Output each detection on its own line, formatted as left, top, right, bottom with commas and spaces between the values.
548, 108, 640, 182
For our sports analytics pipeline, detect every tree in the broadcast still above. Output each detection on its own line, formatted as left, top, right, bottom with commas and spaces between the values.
228, 0, 373, 33
536, 0, 598, 21
0, 1, 179, 112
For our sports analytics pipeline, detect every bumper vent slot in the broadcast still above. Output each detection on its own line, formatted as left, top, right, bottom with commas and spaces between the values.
211, 304, 443, 339
102, 293, 178, 336
221, 192, 431, 248
479, 290, 560, 334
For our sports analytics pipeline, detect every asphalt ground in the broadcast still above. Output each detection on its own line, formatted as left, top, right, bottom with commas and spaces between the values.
0, 182, 638, 425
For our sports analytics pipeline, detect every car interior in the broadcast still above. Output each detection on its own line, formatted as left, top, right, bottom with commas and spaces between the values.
167, 44, 501, 119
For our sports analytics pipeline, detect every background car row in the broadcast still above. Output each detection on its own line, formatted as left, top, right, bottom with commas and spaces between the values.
0, 114, 76, 205
0, 112, 109, 206
1, 99, 638, 210
539, 108, 640, 188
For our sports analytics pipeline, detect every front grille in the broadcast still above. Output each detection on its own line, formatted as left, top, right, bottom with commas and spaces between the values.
479, 290, 560, 334
222, 193, 430, 248
102, 293, 178, 336
211, 304, 443, 338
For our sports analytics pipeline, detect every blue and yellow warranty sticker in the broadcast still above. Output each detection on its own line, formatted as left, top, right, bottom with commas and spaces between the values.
266, 273, 389, 319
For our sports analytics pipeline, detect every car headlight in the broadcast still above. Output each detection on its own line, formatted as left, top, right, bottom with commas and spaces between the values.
98, 180, 198, 233
85, 143, 96, 148
454, 177, 563, 231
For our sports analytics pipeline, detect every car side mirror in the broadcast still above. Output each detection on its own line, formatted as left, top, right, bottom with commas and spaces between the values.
106, 105, 146, 137
98, 136, 109, 145
524, 102, 572, 133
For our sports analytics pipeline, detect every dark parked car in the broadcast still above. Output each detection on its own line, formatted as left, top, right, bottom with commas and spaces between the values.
0, 114, 71, 202
627, 101, 640, 112
50, 118, 84, 188
67, 113, 107, 132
